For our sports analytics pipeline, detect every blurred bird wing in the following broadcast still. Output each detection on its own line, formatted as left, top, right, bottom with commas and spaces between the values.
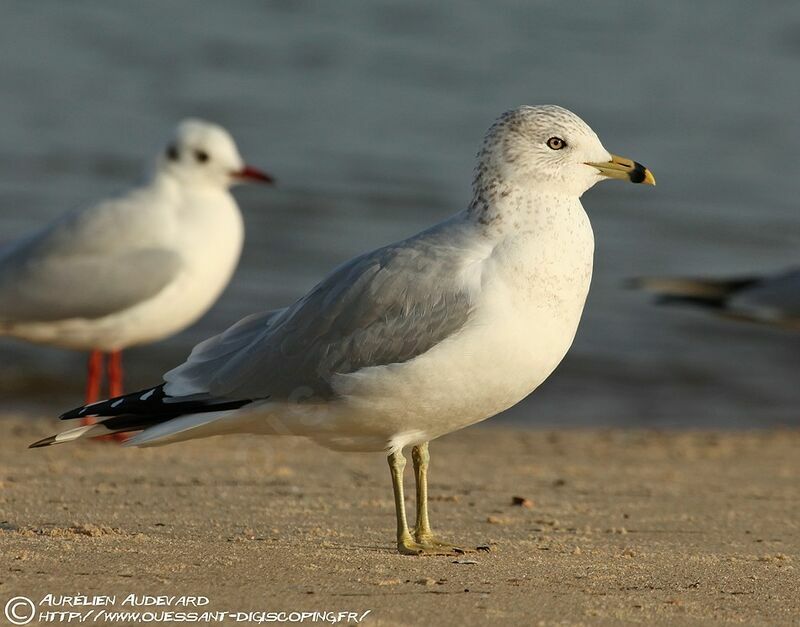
728, 268, 800, 324
0, 186, 185, 322
0, 244, 182, 322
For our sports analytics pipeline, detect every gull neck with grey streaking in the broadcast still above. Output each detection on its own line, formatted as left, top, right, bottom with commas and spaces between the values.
1, 118, 272, 406
37, 105, 654, 555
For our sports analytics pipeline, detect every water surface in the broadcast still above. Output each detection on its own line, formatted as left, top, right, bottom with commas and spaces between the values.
1, 1, 799, 426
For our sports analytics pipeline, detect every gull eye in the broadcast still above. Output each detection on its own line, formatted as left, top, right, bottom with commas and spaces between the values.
546, 137, 566, 150
194, 149, 210, 163
166, 144, 179, 161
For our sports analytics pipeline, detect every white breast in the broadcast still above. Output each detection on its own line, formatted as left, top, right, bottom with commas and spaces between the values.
100, 187, 245, 348
316, 199, 594, 450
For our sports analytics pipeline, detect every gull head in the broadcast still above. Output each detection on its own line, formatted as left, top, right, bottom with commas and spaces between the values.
156, 119, 273, 189
474, 105, 654, 198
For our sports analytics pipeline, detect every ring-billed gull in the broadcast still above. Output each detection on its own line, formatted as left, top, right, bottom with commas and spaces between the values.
632, 268, 800, 330
1, 119, 272, 422
32, 105, 654, 555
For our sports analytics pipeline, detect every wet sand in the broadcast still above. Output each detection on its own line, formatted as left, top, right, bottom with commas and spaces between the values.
1, 416, 798, 625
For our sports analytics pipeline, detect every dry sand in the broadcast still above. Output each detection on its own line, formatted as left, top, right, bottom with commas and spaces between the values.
1, 416, 798, 626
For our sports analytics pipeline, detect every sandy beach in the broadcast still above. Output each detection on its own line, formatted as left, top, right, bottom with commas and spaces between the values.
1, 416, 798, 626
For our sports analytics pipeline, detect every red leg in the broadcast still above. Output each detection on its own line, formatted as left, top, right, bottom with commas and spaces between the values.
84, 350, 103, 404
80, 350, 104, 426
106, 350, 129, 442
108, 350, 124, 398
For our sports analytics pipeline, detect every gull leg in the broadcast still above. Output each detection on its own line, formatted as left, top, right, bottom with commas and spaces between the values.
388, 450, 424, 554
412, 442, 434, 542
411, 442, 464, 554
80, 350, 103, 426
80, 351, 127, 442
108, 350, 124, 397
105, 350, 129, 442
84, 350, 103, 405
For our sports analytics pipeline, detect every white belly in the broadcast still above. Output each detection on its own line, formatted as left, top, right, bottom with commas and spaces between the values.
109, 201, 245, 348
257, 204, 594, 452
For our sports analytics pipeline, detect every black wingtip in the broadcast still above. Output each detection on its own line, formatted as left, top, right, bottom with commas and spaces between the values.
59, 385, 168, 421
60, 401, 103, 420
57, 384, 253, 430
29, 435, 57, 449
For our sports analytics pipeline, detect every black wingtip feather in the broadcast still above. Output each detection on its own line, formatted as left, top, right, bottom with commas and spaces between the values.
60, 385, 170, 420
59, 383, 253, 425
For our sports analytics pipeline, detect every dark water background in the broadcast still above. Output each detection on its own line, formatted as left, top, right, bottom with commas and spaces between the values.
1, 1, 799, 427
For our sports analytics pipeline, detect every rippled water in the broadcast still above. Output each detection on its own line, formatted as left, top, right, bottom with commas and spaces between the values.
1, 1, 799, 426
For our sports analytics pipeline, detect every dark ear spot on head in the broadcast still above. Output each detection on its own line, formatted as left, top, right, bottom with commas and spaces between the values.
194, 149, 209, 163
166, 144, 179, 161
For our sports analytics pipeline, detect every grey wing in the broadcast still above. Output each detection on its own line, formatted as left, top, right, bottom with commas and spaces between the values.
729, 268, 800, 323
164, 232, 475, 401
163, 308, 285, 396
0, 231, 182, 323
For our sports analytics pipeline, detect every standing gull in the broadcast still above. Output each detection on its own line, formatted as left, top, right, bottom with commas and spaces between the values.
33, 106, 655, 555
632, 267, 800, 330
1, 119, 272, 420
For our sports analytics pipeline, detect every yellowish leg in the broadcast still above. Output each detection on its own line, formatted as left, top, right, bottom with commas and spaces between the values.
412, 442, 433, 541
388, 450, 425, 555
388, 446, 466, 555
411, 442, 464, 554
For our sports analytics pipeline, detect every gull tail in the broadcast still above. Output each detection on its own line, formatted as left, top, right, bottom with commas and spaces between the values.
628, 275, 759, 310
30, 384, 253, 449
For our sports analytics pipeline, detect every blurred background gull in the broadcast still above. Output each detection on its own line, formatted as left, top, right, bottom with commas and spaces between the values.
0, 0, 798, 427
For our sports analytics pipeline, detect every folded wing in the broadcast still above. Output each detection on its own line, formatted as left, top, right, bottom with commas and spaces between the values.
164, 227, 478, 402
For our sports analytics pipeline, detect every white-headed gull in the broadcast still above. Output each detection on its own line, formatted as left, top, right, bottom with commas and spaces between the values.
1, 119, 272, 422
34, 106, 654, 554
632, 268, 800, 330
